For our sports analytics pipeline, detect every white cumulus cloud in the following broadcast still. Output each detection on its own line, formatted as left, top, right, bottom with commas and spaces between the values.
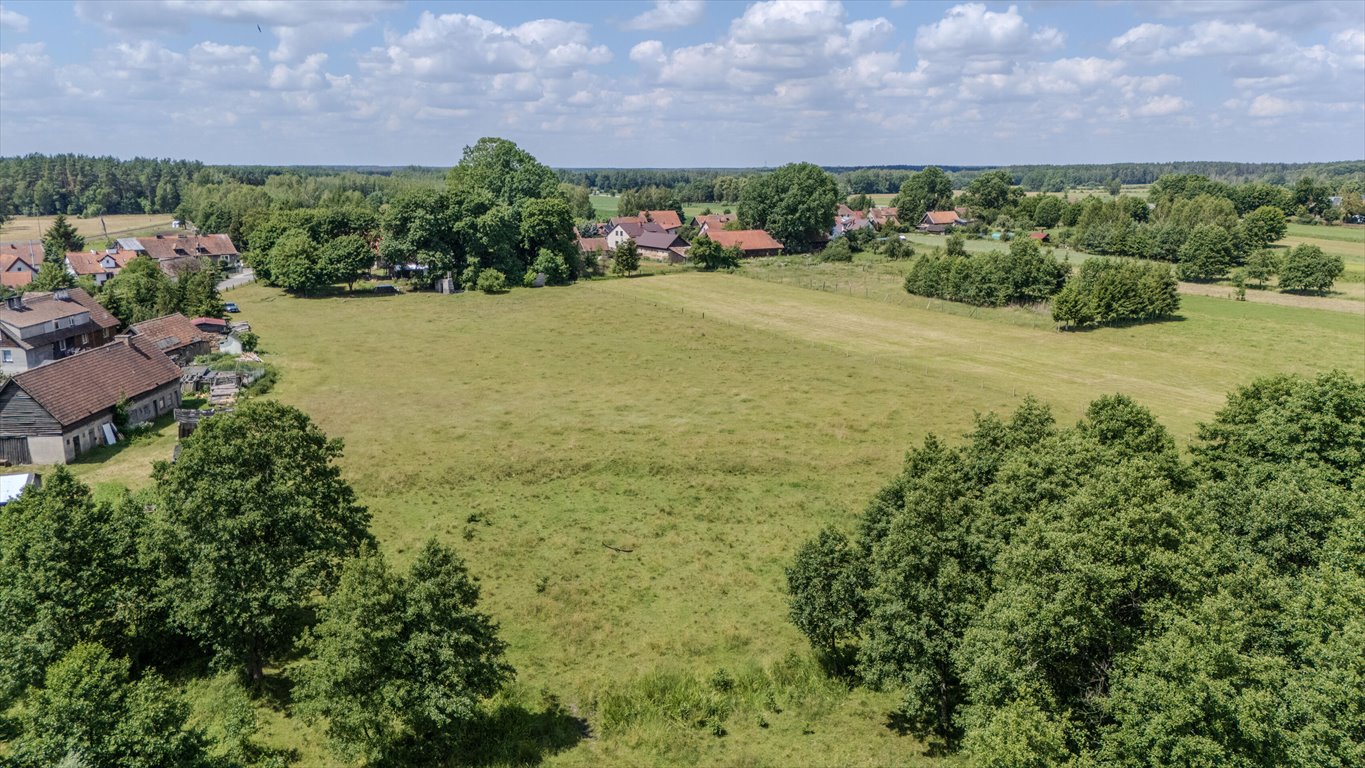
915, 3, 1063, 60
0, 4, 29, 32
624, 1, 705, 31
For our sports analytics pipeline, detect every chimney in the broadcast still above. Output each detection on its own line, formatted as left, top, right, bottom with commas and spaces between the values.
5, 295, 21, 311
115, 332, 133, 347
54, 289, 70, 301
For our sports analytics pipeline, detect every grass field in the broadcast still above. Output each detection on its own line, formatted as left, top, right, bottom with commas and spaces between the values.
590, 195, 729, 223
0, 213, 175, 243
55, 267, 1364, 766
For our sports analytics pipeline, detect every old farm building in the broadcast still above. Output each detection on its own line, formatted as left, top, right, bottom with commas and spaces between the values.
0, 334, 182, 464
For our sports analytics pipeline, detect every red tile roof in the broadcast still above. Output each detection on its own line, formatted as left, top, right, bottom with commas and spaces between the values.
924, 211, 961, 225
65, 250, 133, 276
577, 236, 608, 253
130, 313, 217, 355
127, 233, 238, 262
641, 210, 682, 230
8, 334, 181, 427
704, 230, 784, 253
0, 272, 33, 288
693, 214, 735, 230
1028, 231, 1050, 240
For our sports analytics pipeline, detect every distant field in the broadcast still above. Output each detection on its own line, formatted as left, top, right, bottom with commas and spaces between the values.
0, 213, 174, 243
590, 194, 734, 223
62, 271, 1363, 766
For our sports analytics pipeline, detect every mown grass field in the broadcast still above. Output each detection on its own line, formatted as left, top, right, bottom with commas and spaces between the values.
0, 213, 174, 243
59, 266, 1364, 766
590, 195, 726, 223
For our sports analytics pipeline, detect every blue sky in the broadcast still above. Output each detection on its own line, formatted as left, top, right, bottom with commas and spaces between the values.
1, 1, 1362, 167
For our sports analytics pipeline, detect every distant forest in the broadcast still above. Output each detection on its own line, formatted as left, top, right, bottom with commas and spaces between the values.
1, 152, 1362, 219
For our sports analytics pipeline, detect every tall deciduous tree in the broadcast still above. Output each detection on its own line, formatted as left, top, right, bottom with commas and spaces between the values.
153, 400, 373, 681
1278, 243, 1344, 293
892, 167, 955, 225
296, 540, 514, 763
99, 256, 178, 324
738, 162, 838, 252
1176, 223, 1234, 281
268, 230, 324, 294
320, 233, 375, 291
447, 137, 557, 207
1240, 205, 1287, 249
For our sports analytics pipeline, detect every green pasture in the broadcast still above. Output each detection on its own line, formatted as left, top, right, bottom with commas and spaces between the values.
58, 270, 1362, 766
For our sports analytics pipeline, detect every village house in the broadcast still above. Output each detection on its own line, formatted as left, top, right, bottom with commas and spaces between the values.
0, 288, 121, 376
692, 214, 736, 233
1, 243, 43, 290
833, 204, 873, 237
640, 210, 683, 233
65, 248, 134, 286
1028, 231, 1051, 243
635, 230, 689, 263
117, 233, 240, 275
605, 220, 666, 250
0, 333, 182, 465
129, 312, 218, 366
868, 206, 899, 228
703, 229, 784, 258
917, 210, 970, 233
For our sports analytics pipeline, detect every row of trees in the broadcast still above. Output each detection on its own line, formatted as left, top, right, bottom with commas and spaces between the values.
902, 236, 1068, 307
1051, 258, 1180, 328
247, 207, 379, 293
554, 161, 1363, 201
0, 400, 512, 765
786, 372, 1365, 765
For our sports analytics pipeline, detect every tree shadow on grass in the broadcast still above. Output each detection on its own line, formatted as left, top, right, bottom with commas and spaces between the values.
883, 710, 957, 758
1059, 314, 1187, 333
452, 698, 591, 767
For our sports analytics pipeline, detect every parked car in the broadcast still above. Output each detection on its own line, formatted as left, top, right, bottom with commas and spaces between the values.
224, 302, 240, 313
373, 284, 400, 295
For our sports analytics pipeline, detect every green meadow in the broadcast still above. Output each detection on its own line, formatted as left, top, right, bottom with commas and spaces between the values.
62, 268, 1363, 766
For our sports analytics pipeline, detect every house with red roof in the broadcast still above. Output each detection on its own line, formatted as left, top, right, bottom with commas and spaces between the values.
703, 230, 784, 257
65, 249, 134, 286
917, 210, 970, 234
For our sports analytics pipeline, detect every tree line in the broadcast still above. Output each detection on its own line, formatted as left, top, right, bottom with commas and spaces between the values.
0, 399, 515, 766
901, 235, 1180, 327
787, 371, 1365, 765
0, 154, 204, 218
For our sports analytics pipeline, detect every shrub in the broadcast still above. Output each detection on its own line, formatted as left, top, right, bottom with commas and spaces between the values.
821, 238, 854, 262
532, 248, 572, 285
238, 332, 259, 353
476, 269, 508, 294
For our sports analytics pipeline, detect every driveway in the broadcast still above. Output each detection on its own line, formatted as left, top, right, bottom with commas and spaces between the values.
218, 268, 255, 292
